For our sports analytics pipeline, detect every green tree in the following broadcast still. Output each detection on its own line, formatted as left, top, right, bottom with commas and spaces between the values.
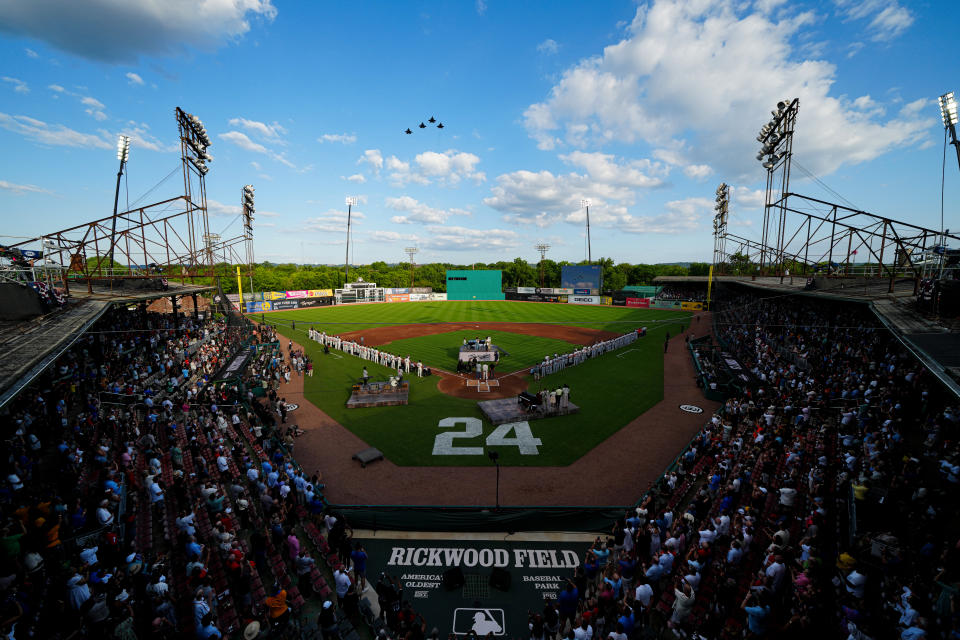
727, 252, 752, 276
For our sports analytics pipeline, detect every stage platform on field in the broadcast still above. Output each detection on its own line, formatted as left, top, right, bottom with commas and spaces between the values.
478, 397, 579, 425
458, 340, 501, 363
465, 377, 499, 393
346, 380, 409, 408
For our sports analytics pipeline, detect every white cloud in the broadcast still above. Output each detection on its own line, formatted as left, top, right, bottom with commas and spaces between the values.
368, 230, 419, 243
384, 149, 486, 186
228, 117, 287, 141
125, 72, 144, 86
420, 225, 520, 251
565, 197, 714, 234
475, 0, 487, 15
48, 84, 64, 92
523, 0, 934, 179
345, 174, 366, 183
206, 199, 242, 217
318, 133, 357, 144
303, 209, 366, 234
386, 195, 461, 225
250, 161, 261, 171
485, 169, 625, 228
537, 38, 559, 54
560, 151, 665, 188
219, 131, 267, 153
2, 77, 29, 94
0, 0, 277, 63
683, 164, 713, 180
835, 0, 914, 41
81, 96, 106, 120
730, 186, 766, 209
358, 149, 383, 173
116, 120, 179, 153
0, 179, 51, 195
0, 111, 111, 149
24, 48, 38, 58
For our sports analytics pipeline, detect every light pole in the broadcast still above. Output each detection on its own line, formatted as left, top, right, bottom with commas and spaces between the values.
940, 92, 960, 174
487, 450, 500, 510
108, 135, 130, 273
580, 199, 592, 263
939, 92, 959, 281
405, 247, 419, 288
242, 185, 255, 295
344, 196, 357, 285
534, 242, 550, 288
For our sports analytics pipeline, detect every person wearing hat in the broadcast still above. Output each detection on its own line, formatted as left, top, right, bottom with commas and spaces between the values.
317, 600, 339, 640
242, 621, 264, 640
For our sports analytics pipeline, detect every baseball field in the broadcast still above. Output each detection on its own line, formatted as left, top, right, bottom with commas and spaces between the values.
260, 301, 692, 467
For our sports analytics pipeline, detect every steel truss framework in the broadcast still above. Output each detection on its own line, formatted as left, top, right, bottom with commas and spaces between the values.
714, 98, 960, 291
3, 107, 254, 295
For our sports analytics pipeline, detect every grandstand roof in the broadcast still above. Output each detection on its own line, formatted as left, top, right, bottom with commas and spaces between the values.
0, 282, 213, 409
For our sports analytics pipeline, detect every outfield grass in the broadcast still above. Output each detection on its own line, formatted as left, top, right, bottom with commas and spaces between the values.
271, 316, 672, 467
378, 329, 580, 373
262, 300, 691, 334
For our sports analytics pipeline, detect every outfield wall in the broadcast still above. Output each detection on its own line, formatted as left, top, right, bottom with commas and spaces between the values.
445, 269, 505, 301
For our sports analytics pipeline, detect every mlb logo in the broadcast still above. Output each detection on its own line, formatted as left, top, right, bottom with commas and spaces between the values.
452, 608, 505, 636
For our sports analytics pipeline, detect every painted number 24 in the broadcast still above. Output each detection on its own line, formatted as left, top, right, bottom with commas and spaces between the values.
432, 418, 542, 456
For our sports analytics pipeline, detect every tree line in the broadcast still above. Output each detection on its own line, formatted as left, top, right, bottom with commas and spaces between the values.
208, 258, 713, 295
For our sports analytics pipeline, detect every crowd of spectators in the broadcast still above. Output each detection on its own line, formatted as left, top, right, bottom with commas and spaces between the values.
3, 283, 960, 640
656, 287, 707, 303
0, 305, 360, 639
521, 287, 959, 640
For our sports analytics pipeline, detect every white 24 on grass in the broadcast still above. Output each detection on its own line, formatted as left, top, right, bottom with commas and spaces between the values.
432, 417, 542, 455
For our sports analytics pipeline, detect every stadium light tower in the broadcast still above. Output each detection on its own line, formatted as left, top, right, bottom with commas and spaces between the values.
108, 135, 131, 272
534, 242, 550, 288
405, 246, 419, 288
344, 196, 357, 285
580, 199, 592, 263
940, 91, 960, 173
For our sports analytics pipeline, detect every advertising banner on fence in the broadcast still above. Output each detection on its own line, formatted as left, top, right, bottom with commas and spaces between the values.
298, 297, 334, 308
284, 290, 310, 299
386, 293, 410, 303
271, 300, 301, 310
651, 300, 681, 310
431, 293, 447, 301
411, 287, 433, 294
263, 291, 286, 300
409, 293, 431, 301
626, 297, 651, 308
242, 292, 263, 302
385, 288, 410, 295
517, 287, 537, 294
680, 301, 704, 311
601, 296, 612, 305
613, 298, 626, 306
244, 301, 272, 312
569, 295, 600, 305
309, 289, 334, 297
573, 288, 591, 295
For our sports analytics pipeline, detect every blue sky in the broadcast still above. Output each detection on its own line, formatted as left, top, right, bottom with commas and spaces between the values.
1, 0, 958, 266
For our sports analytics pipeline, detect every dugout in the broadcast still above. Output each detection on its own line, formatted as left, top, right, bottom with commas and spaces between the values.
445, 270, 504, 300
